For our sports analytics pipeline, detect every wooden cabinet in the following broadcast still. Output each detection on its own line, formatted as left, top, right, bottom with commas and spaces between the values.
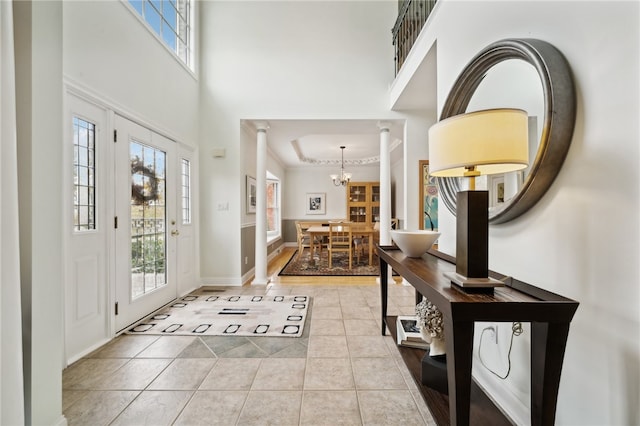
346, 182, 380, 226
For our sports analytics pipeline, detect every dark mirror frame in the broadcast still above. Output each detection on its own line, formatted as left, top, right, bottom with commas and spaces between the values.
436, 38, 576, 224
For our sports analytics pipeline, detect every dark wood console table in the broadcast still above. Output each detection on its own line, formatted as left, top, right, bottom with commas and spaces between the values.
377, 245, 579, 426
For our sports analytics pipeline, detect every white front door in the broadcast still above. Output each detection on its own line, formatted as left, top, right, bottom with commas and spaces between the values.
114, 115, 178, 332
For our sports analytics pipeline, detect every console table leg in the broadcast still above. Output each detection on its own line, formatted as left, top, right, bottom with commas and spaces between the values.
531, 321, 571, 426
445, 319, 474, 426
380, 258, 388, 336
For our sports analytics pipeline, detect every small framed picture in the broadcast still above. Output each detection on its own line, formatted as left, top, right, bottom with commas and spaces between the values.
246, 175, 256, 214
306, 193, 326, 215
489, 175, 505, 207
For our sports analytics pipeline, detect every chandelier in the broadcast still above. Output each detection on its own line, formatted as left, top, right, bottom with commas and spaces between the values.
330, 146, 352, 186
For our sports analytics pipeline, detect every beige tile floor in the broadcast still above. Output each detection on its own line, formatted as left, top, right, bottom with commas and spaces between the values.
63, 282, 437, 425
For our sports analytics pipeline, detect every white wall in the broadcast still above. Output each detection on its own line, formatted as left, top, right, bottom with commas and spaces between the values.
199, 0, 405, 280
63, 1, 199, 146
242, 124, 287, 226
402, 113, 434, 228
410, 1, 639, 424
284, 166, 381, 220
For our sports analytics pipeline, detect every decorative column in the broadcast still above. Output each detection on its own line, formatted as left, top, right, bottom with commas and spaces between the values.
252, 122, 269, 285
378, 121, 394, 283
378, 121, 392, 246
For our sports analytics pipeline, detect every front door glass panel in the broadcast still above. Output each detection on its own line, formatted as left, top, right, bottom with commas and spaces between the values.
130, 141, 167, 299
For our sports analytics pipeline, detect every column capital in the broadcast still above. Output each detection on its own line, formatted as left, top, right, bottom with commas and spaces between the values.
254, 121, 270, 132
377, 121, 391, 132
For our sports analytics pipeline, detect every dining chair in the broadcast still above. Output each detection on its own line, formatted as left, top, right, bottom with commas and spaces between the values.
296, 222, 322, 259
328, 222, 352, 269
351, 224, 369, 265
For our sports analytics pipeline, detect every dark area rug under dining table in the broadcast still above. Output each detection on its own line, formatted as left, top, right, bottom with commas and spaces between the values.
279, 249, 381, 276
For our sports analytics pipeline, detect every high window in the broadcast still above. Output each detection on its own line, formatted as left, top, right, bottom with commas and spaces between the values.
128, 0, 193, 69
73, 117, 96, 231
266, 174, 280, 241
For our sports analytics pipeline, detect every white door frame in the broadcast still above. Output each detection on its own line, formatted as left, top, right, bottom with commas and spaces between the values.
63, 82, 199, 362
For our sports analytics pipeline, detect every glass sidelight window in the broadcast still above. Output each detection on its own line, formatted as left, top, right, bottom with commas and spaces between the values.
73, 117, 96, 231
181, 158, 191, 224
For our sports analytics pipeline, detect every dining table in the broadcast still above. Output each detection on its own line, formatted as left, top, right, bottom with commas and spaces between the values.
306, 225, 378, 266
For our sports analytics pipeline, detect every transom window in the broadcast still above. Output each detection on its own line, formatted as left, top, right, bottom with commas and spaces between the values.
128, 0, 193, 69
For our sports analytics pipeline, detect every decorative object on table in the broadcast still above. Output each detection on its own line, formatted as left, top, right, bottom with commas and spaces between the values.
416, 298, 445, 357
429, 108, 528, 289
305, 192, 326, 215
128, 294, 309, 337
246, 175, 256, 214
419, 160, 438, 231
330, 145, 352, 186
390, 229, 440, 258
396, 316, 429, 349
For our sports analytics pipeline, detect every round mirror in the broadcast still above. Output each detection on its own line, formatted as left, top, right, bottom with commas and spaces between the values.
436, 39, 576, 224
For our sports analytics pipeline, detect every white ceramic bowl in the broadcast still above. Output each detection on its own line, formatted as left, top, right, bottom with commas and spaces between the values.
390, 230, 440, 258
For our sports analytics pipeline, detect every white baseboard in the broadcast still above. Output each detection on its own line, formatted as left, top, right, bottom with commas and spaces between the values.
200, 277, 243, 286
66, 337, 112, 366
53, 414, 68, 426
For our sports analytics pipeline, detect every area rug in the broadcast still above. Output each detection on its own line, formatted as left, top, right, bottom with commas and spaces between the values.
279, 249, 380, 276
127, 294, 309, 337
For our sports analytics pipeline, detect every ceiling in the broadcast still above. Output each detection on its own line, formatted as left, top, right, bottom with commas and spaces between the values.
257, 119, 406, 169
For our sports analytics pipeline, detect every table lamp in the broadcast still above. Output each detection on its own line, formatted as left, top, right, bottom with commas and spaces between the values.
428, 108, 529, 289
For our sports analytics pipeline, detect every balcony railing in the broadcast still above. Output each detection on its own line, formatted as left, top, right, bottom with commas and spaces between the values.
392, 0, 437, 75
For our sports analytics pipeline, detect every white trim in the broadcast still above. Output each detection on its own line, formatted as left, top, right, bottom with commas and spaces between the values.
65, 337, 111, 367
267, 234, 281, 245
52, 415, 68, 426
201, 277, 244, 286
63, 77, 195, 148
291, 138, 403, 165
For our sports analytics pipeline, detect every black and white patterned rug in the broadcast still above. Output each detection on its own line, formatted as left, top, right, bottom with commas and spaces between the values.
127, 294, 309, 338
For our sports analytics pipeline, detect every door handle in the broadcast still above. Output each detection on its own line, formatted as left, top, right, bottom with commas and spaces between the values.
171, 230, 180, 236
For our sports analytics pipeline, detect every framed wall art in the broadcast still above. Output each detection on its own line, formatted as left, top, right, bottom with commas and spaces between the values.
246, 175, 256, 214
419, 160, 438, 231
305, 192, 326, 215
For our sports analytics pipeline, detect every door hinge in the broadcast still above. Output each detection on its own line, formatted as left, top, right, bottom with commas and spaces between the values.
115, 302, 119, 315
113, 129, 117, 142
114, 216, 118, 229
